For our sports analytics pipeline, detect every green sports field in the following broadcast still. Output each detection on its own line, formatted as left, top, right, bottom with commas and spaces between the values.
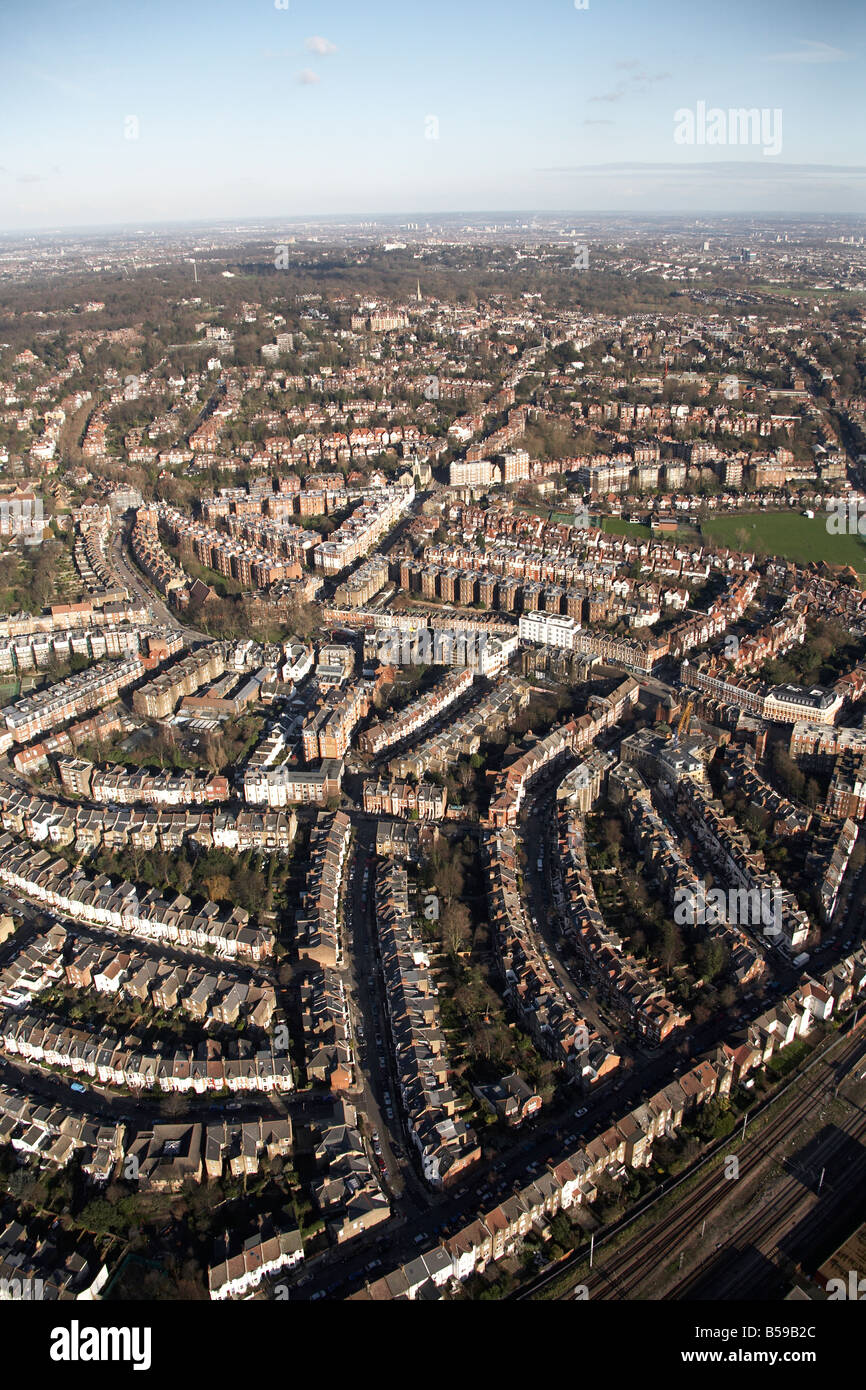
601, 516, 652, 539
700, 510, 866, 575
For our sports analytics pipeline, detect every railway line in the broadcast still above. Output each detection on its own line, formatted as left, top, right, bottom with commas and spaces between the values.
513, 1020, 866, 1300
669, 1108, 866, 1300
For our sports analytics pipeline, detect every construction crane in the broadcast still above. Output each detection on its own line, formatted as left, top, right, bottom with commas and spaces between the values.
672, 698, 694, 746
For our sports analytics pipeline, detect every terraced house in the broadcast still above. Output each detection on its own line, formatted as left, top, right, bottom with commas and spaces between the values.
375, 860, 480, 1188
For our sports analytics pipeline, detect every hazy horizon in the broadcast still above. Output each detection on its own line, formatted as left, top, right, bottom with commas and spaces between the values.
3, 0, 864, 233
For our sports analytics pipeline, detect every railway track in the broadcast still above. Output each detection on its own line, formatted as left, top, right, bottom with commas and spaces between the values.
514, 1022, 865, 1300
670, 1109, 866, 1300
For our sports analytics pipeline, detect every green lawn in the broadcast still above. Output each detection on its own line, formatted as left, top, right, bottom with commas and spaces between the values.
700, 510, 866, 575
601, 516, 653, 539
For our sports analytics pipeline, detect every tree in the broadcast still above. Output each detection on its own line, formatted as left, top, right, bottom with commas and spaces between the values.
434, 856, 464, 905
233, 864, 266, 912
804, 777, 821, 809
203, 731, 225, 774
285, 600, 320, 643
161, 1093, 187, 1121
441, 900, 472, 959
203, 873, 232, 902
456, 761, 475, 791
771, 743, 805, 801
696, 936, 727, 982
175, 858, 193, 894
603, 817, 623, 855
659, 920, 684, 973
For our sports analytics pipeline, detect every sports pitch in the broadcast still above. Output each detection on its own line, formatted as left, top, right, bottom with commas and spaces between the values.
700, 510, 866, 575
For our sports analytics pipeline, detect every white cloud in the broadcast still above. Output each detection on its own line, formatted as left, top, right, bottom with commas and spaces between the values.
765, 40, 848, 63
305, 36, 337, 56
589, 66, 670, 103
539, 160, 866, 181
296, 69, 321, 86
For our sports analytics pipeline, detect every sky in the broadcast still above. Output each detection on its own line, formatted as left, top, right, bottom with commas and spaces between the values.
1, 0, 864, 231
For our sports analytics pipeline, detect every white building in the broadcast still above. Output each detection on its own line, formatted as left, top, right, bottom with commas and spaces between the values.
448, 458, 502, 488
518, 612, 577, 650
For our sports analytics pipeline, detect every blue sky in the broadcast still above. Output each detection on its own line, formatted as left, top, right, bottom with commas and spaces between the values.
1, 0, 864, 230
